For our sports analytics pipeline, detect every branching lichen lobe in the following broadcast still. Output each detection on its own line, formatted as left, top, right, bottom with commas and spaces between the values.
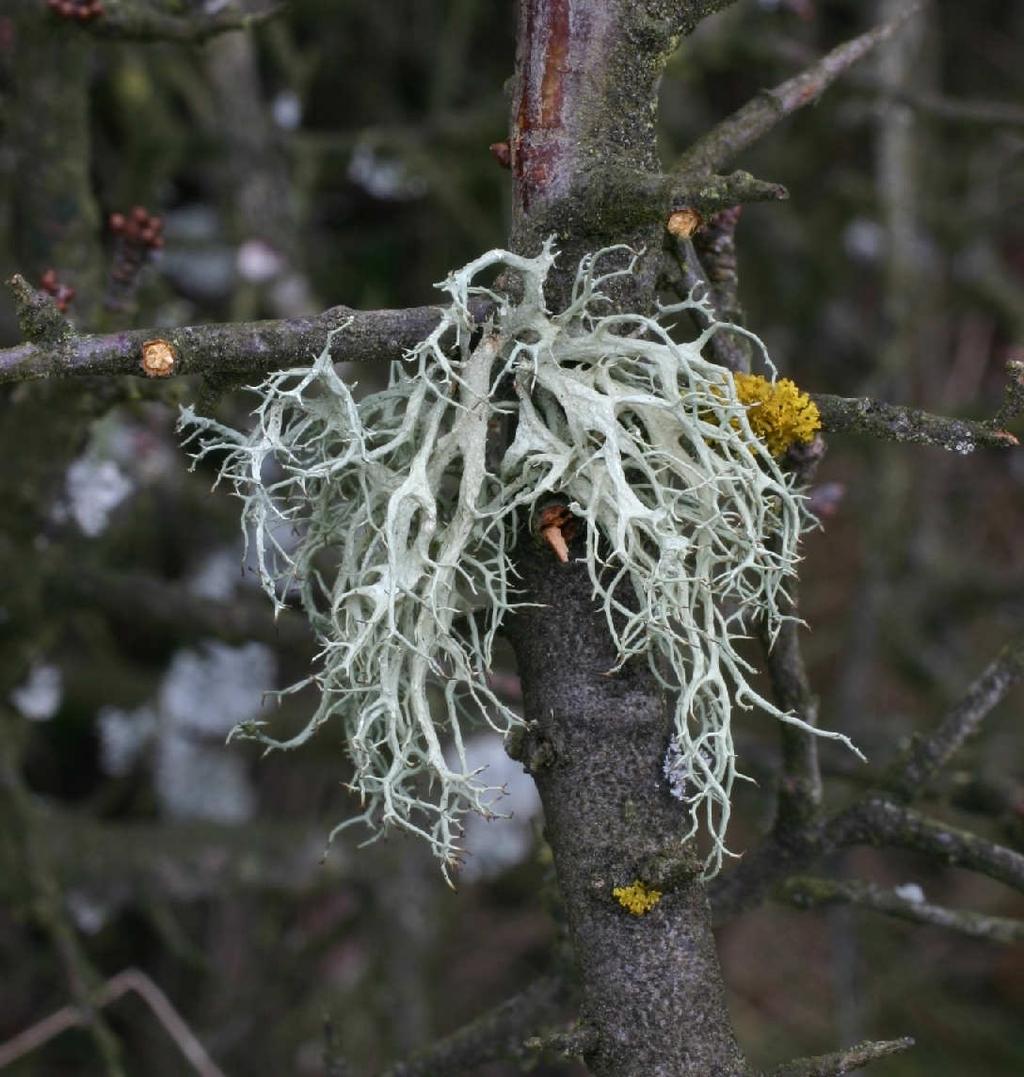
181, 243, 856, 887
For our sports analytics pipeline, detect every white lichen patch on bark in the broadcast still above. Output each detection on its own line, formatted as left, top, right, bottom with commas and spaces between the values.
180, 242, 861, 876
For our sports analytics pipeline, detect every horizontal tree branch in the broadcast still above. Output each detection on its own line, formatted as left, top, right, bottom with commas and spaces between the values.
0, 284, 471, 385
830, 796, 1024, 893
882, 633, 1024, 802
0, 808, 378, 911
54, 567, 313, 652
764, 1036, 915, 1077
676, 1, 927, 177
783, 875, 1024, 944
670, 169, 789, 215
13, 0, 286, 43
814, 393, 1019, 452
380, 976, 567, 1077
876, 89, 1024, 128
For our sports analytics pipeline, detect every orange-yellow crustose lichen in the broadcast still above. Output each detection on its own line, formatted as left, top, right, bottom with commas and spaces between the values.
732, 373, 821, 457
612, 881, 663, 917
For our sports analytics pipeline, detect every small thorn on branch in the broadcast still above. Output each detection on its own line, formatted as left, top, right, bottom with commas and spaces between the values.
6, 273, 73, 348
489, 140, 511, 168
686, 170, 789, 216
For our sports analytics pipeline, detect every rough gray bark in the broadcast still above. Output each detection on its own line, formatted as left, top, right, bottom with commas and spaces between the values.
504, 3, 748, 1074
507, 536, 746, 1076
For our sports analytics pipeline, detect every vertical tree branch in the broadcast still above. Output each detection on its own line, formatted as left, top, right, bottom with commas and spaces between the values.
505, 4, 750, 1074
0, 711, 125, 1076
10, 12, 103, 321
765, 597, 824, 841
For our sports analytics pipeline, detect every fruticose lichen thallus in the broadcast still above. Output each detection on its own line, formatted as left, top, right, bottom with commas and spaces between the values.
179, 242, 861, 880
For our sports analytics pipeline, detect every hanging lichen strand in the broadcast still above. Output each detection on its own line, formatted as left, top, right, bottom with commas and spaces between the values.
180, 242, 861, 878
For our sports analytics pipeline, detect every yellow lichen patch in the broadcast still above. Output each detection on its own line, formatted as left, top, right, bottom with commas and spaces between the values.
732, 373, 821, 457
613, 880, 662, 917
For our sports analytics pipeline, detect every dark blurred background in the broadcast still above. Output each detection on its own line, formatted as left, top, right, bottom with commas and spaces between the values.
1, 1, 1022, 1074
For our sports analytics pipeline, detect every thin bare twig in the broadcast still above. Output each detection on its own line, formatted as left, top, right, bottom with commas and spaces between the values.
523, 1022, 599, 1060
783, 876, 1024, 944
873, 88, 1024, 128
814, 392, 1019, 452
676, 2, 928, 176
0, 712, 125, 1076
0, 968, 227, 1076
765, 1036, 915, 1077
380, 977, 566, 1077
714, 634, 1024, 920
882, 633, 1024, 802
830, 796, 1024, 893
664, 206, 754, 372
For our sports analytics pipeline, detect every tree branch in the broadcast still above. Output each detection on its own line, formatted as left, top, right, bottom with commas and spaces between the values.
765, 600, 824, 841
783, 875, 1024, 944
53, 567, 313, 652
873, 89, 1024, 128
882, 633, 1024, 802
0, 968, 227, 1076
15, 0, 286, 43
0, 711, 125, 1075
380, 977, 566, 1077
830, 796, 1024, 893
0, 286, 484, 384
765, 1036, 915, 1077
0, 812, 362, 907
676, 2, 928, 177
713, 634, 1024, 917
814, 392, 1019, 452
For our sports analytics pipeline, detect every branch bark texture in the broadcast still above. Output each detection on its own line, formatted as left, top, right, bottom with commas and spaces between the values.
0, 296, 475, 385
505, 4, 750, 1074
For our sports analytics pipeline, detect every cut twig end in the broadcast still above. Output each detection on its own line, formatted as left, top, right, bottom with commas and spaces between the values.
667, 207, 703, 239
141, 338, 176, 378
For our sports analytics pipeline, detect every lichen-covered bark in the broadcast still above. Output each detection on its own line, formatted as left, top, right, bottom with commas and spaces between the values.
505, 3, 748, 1073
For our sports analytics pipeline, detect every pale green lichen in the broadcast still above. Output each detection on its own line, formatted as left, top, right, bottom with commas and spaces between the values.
179, 242, 861, 878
